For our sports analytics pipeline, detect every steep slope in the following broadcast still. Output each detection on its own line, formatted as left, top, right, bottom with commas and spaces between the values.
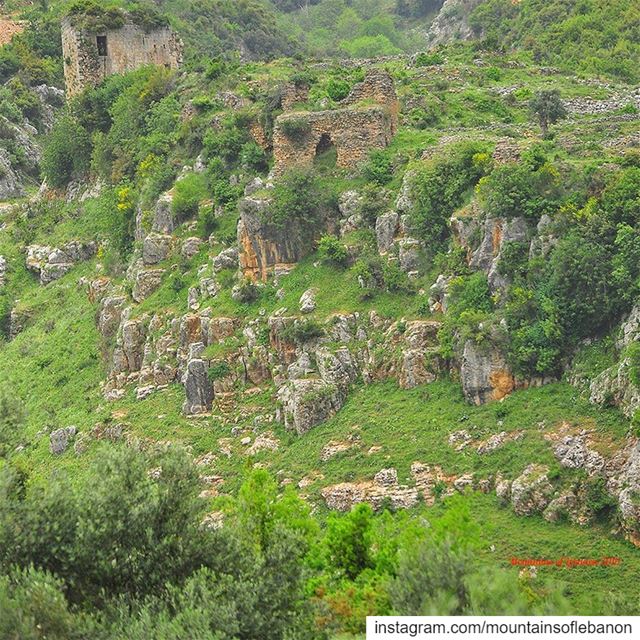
1, 0, 640, 631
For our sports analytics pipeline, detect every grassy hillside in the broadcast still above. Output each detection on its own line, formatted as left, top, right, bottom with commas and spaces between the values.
1, 0, 640, 636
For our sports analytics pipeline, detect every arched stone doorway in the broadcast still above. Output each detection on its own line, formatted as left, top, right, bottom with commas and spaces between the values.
314, 132, 337, 169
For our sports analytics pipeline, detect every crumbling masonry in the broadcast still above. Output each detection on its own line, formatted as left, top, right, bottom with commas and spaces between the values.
272, 71, 399, 175
61, 17, 182, 97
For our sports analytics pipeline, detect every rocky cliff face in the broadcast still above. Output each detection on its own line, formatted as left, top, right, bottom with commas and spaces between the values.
590, 303, 640, 419
426, 0, 484, 47
237, 180, 308, 282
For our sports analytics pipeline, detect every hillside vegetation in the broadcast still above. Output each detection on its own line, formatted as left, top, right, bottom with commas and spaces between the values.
1, 0, 640, 636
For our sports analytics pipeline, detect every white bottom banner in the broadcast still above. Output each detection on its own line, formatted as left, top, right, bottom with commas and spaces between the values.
366, 616, 637, 640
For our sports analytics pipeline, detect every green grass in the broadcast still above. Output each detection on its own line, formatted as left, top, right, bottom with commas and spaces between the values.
444, 492, 640, 613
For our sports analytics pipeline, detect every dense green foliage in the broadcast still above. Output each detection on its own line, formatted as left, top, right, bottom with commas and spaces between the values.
408, 142, 490, 247
470, 0, 640, 82
3, 0, 640, 634
0, 442, 586, 635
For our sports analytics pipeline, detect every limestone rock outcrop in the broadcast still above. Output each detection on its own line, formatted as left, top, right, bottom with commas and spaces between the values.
510, 464, 555, 516
0, 256, 7, 288
321, 467, 420, 511
26, 241, 97, 284
50, 426, 77, 455
182, 343, 213, 415
0, 149, 24, 200
143, 233, 173, 265
460, 338, 515, 405
426, 0, 484, 47
132, 268, 165, 302
237, 190, 308, 281
590, 302, 640, 418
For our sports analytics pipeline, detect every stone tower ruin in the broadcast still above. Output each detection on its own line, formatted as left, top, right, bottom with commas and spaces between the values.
61, 12, 183, 97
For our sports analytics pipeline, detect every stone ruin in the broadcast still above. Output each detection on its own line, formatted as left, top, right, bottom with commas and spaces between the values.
0, 18, 25, 46
272, 70, 399, 175
61, 13, 183, 97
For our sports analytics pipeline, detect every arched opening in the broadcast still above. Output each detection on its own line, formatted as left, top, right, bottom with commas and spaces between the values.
314, 132, 337, 170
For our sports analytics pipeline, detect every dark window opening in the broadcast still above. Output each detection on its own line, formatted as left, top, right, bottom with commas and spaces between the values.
97, 35, 108, 57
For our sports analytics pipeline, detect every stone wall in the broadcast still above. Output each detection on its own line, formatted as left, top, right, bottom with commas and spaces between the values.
272, 71, 399, 175
62, 18, 182, 96
341, 70, 399, 135
0, 18, 25, 46
273, 108, 393, 176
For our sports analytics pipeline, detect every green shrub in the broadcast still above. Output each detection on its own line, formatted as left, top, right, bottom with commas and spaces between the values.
172, 174, 209, 222
409, 142, 490, 247
600, 167, 640, 227
281, 319, 325, 344
584, 477, 617, 518
208, 361, 232, 382
326, 78, 351, 101
234, 279, 260, 304
240, 141, 268, 172
264, 168, 336, 239
362, 150, 394, 185
0, 386, 26, 458
0, 294, 11, 340
41, 114, 91, 188
477, 161, 563, 221
0, 567, 78, 639
279, 117, 311, 141
627, 342, 640, 388
318, 235, 348, 267
414, 51, 445, 66
325, 504, 374, 580
198, 206, 219, 239
341, 35, 402, 58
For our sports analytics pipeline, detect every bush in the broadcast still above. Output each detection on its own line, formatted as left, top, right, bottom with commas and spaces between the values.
627, 342, 640, 388
414, 51, 445, 66
318, 235, 348, 267
0, 386, 26, 458
600, 167, 640, 227
326, 78, 351, 101
584, 477, 617, 518
341, 35, 402, 58
409, 142, 490, 247
240, 141, 268, 172
476, 161, 563, 221
198, 205, 219, 239
233, 279, 260, 304
41, 114, 91, 188
0, 447, 221, 606
172, 173, 209, 222
282, 319, 325, 344
264, 168, 335, 240
0, 294, 11, 340
0, 567, 79, 639
362, 150, 394, 185
208, 361, 232, 382
325, 504, 374, 580
279, 117, 311, 141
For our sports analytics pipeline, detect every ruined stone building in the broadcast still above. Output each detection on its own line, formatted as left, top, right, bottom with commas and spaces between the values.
272, 70, 399, 175
61, 15, 183, 97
